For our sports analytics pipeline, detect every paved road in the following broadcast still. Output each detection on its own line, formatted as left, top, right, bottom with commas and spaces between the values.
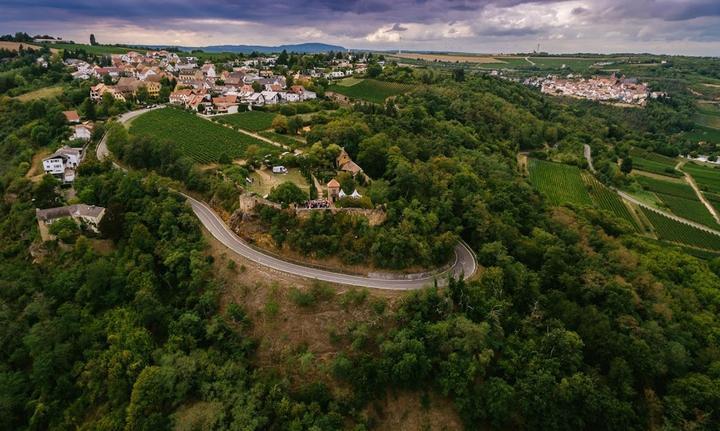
98, 107, 478, 289
186, 194, 477, 290
97, 106, 164, 162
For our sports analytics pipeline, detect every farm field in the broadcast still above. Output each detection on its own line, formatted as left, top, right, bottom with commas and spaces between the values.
528, 159, 592, 206
129, 108, 278, 164
389, 52, 506, 64
215, 111, 277, 132
642, 208, 720, 251
14, 85, 64, 101
683, 162, 720, 194
634, 175, 718, 228
327, 79, 413, 104
583, 174, 640, 231
630, 148, 680, 177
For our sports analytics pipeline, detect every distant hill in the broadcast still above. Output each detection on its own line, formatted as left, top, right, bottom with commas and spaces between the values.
178, 43, 346, 54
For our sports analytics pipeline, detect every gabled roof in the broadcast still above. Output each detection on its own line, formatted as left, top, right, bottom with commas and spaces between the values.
36, 204, 105, 222
63, 111, 80, 123
327, 179, 340, 188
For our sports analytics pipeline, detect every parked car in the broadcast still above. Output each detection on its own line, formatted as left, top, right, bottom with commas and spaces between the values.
272, 166, 288, 174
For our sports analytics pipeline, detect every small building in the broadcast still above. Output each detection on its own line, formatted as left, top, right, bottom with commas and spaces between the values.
327, 178, 340, 202
336, 148, 363, 175
63, 111, 80, 124
36, 204, 106, 241
70, 124, 92, 141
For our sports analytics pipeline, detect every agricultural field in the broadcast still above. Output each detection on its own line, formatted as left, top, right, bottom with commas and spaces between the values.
583, 174, 640, 231
642, 208, 720, 251
389, 52, 506, 64
129, 108, 278, 164
214, 111, 277, 132
629, 148, 680, 177
683, 162, 720, 194
327, 79, 413, 104
332, 77, 363, 86
528, 159, 592, 206
13, 85, 64, 101
635, 175, 718, 228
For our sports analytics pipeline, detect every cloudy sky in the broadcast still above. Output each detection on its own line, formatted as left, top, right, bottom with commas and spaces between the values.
1, 0, 719, 55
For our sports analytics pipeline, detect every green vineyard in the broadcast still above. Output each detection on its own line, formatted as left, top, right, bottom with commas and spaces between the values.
635, 175, 718, 228
630, 148, 681, 177
215, 111, 277, 132
642, 208, 720, 250
327, 79, 413, 104
528, 159, 592, 206
583, 174, 640, 231
683, 162, 720, 194
129, 108, 279, 164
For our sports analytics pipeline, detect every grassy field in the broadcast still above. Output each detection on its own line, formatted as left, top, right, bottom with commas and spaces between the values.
332, 77, 363, 87
390, 52, 506, 64
215, 111, 277, 132
630, 148, 681, 177
642, 208, 720, 251
258, 131, 305, 148
14, 85, 64, 101
583, 174, 640, 231
528, 159, 592, 206
327, 79, 413, 104
130, 109, 278, 164
683, 162, 720, 194
248, 168, 309, 196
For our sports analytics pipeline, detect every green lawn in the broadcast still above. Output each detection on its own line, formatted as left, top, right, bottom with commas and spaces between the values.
528, 159, 592, 206
248, 168, 310, 196
333, 77, 363, 87
257, 131, 305, 149
215, 111, 278, 132
129, 108, 278, 164
327, 79, 413, 104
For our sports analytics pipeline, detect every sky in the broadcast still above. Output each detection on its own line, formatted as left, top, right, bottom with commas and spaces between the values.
1, 0, 719, 55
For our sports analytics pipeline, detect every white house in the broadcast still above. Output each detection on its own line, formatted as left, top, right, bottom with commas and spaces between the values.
260, 91, 280, 105
202, 63, 216, 78
281, 92, 301, 103
43, 146, 82, 183
247, 92, 265, 106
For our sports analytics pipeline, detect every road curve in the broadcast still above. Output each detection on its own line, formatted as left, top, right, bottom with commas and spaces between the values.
98, 107, 477, 289
185, 194, 476, 290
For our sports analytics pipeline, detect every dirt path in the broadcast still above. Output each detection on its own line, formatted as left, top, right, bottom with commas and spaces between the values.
684, 171, 720, 224
26, 148, 51, 182
311, 174, 324, 197
583, 144, 595, 173
524, 56, 536, 66
517, 152, 529, 175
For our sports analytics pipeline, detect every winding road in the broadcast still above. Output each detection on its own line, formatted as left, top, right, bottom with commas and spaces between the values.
97, 107, 478, 289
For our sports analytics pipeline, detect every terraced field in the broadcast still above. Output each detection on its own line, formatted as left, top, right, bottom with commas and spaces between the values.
130, 108, 278, 163
528, 159, 592, 206
583, 174, 640, 231
635, 175, 718, 228
327, 79, 413, 104
630, 148, 680, 177
642, 208, 720, 251
214, 111, 277, 132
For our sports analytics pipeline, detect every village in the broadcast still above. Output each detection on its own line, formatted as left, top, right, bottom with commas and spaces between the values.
525, 73, 663, 106
65, 49, 373, 113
